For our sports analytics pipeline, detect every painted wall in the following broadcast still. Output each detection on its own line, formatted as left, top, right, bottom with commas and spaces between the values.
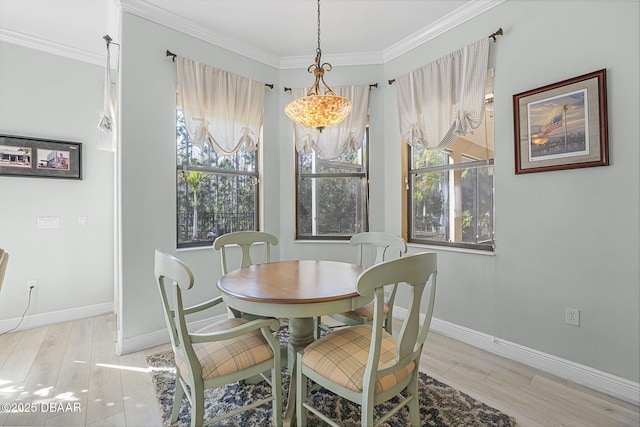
382, 1, 639, 383
118, 1, 639, 383
0, 42, 114, 323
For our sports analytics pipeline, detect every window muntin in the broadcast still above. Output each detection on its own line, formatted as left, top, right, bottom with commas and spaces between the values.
295, 131, 369, 239
407, 112, 494, 251
177, 109, 258, 248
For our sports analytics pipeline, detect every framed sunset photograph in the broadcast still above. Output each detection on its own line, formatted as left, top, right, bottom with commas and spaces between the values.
513, 69, 608, 174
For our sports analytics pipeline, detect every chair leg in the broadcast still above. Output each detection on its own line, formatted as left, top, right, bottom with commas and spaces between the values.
408, 373, 420, 425
170, 374, 185, 423
362, 394, 374, 427
191, 380, 205, 427
271, 362, 282, 427
296, 355, 307, 427
313, 316, 321, 340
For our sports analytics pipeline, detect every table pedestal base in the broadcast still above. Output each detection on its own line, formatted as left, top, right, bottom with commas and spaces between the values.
284, 317, 315, 427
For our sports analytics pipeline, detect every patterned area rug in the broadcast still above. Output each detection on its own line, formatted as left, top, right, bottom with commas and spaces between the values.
147, 345, 516, 426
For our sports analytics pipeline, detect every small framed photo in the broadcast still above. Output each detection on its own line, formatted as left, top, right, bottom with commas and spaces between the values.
513, 69, 608, 174
0, 134, 82, 179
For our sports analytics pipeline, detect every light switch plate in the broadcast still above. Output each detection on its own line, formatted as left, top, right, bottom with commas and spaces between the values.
37, 217, 60, 229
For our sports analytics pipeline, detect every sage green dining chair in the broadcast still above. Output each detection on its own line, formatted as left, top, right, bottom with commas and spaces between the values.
297, 252, 437, 427
214, 231, 280, 320
0, 249, 8, 292
154, 250, 282, 427
213, 231, 278, 274
316, 232, 407, 338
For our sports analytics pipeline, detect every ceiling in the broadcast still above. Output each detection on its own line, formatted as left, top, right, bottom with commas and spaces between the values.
0, 0, 503, 68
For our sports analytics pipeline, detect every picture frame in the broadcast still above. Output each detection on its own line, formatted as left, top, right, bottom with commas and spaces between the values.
513, 69, 608, 174
0, 134, 82, 180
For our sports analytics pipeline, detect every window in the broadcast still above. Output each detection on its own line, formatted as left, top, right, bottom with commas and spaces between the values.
176, 109, 259, 248
296, 130, 369, 239
407, 107, 494, 251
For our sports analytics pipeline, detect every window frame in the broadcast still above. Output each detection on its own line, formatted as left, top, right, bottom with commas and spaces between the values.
294, 128, 370, 241
406, 151, 494, 251
176, 110, 260, 250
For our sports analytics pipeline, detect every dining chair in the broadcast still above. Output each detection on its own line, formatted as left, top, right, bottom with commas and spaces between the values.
213, 231, 278, 274
316, 232, 407, 338
297, 252, 437, 427
0, 249, 8, 292
214, 231, 280, 321
154, 250, 282, 427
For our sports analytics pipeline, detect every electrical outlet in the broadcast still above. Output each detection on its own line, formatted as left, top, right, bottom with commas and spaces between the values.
27, 279, 37, 291
566, 308, 580, 326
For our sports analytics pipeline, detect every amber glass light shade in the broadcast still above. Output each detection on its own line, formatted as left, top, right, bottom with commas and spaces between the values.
285, 0, 352, 131
285, 94, 352, 131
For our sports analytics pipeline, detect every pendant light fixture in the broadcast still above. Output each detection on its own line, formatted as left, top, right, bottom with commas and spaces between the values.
284, 0, 352, 132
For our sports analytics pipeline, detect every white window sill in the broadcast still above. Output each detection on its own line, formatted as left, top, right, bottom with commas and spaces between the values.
407, 243, 496, 256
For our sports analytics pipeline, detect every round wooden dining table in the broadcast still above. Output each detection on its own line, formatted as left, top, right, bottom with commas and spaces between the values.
217, 259, 367, 426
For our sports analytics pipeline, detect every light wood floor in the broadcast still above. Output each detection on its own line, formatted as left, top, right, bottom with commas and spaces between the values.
0, 314, 638, 426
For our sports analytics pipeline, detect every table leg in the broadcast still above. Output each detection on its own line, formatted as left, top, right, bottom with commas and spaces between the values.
284, 317, 314, 427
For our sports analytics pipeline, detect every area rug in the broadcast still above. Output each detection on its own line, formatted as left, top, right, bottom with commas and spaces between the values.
147, 346, 516, 426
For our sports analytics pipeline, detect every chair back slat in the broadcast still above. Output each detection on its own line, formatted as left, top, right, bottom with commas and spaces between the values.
214, 231, 278, 274
350, 232, 407, 267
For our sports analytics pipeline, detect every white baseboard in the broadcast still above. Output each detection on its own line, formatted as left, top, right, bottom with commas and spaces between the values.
392, 307, 640, 406
117, 315, 225, 356
118, 307, 640, 405
0, 302, 113, 333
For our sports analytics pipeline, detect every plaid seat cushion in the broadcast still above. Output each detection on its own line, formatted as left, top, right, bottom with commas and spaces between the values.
301, 324, 415, 393
176, 317, 274, 381
339, 301, 390, 321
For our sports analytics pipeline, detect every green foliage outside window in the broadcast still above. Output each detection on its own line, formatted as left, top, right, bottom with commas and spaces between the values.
296, 134, 368, 239
176, 109, 258, 248
409, 145, 494, 250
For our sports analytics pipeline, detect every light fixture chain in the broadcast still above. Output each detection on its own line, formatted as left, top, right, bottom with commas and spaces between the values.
315, 0, 321, 63
284, 0, 353, 132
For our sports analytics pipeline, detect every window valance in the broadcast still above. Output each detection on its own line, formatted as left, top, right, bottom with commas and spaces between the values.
291, 84, 369, 160
396, 37, 489, 151
177, 57, 265, 154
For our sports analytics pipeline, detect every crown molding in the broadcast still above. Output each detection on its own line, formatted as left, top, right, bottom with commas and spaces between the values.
122, 0, 504, 70
382, 0, 506, 63
279, 51, 385, 69
3, 0, 505, 69
0, 28, 104, 67
121, 0, 281, 69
